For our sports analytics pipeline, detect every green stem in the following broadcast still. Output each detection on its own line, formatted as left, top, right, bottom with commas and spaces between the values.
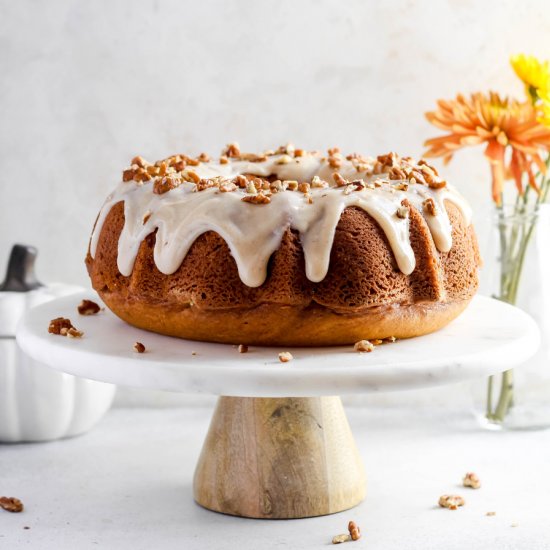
485, 156, 550, 424
490, 369, 514, 422
486, 375, 494, 417
508, 219, 536, 303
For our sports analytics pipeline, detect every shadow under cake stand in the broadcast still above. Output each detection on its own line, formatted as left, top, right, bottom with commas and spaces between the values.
17, 293, 539, 519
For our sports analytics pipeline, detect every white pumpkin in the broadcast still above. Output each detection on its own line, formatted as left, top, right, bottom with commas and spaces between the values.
0, 246, 116, 442
0, 338, 115, 442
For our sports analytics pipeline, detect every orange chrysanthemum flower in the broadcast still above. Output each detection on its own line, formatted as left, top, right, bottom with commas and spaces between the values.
424, 92, 550, 204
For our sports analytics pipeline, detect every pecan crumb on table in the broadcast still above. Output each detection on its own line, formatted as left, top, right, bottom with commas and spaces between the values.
463, 472, 481, 489
348, 521, 361, 541
0, 496, 24, 513
354, 340, 374, 353
332, 534, 351, 544
438, 494, 465, 510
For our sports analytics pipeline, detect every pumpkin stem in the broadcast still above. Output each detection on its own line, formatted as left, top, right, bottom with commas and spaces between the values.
0, 244, 43, 292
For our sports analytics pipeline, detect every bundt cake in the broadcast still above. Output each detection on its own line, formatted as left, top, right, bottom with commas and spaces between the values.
86, 144, 480, 346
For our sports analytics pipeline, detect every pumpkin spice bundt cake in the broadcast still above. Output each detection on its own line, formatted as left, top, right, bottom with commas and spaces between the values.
86, 144, 480, 346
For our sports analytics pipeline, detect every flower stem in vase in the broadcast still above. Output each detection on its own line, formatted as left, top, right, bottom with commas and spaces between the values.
486, 182, 548, 424
422, 53, 550, 426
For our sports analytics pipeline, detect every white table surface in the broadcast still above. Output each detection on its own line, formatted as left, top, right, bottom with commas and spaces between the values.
1, 405, 549, 550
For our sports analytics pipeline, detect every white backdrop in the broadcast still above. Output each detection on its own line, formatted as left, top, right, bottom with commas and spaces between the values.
1, 0, 549, 406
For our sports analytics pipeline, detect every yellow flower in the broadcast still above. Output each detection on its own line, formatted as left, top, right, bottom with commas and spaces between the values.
539, 91, 550, 127
424, 92, 550, 204
510, 54, 550, 103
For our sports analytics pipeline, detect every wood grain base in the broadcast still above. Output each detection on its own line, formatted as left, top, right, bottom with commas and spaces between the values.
193, 396, 366, 519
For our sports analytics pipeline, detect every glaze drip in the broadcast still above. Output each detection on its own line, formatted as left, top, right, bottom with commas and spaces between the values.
90, 152, 472, 288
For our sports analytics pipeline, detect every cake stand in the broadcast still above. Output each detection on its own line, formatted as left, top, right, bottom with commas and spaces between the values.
17, 293, 539, 519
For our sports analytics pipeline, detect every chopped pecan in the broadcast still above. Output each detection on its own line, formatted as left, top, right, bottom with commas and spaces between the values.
427, 179, 447, 190
122, 168, 135, 182
311, 175, 328, 188
245, 181, 258, 195
389, 166, 407, 180
131, 156, 149, 168
393, 182, 409, 191
153, 176, 180, 195
283, 180, 299, 191
377, 152, 399, 168
48, 317, 74, 335
409, 169, 426, 184
328, 157, 342, 169
343, 184, 357, 195
275, 154, 293, 165
348, 521, 361, 541
222, 143, 241, 158
332, 534, 351, 544
275, 143, 295, 156
463, 472, 481, 489
396, 204, 409, 219
157, 161, 169, 176
66, 327, 83, 338
196, 179, 217, 192
270, 180, 285, 192
219, 182, 238, 193
240, 152, 268, 162
421, 165, 447, 188
133, 342, 146, 353
350, 179, 365, 190
241, 193, 271, 204
184, 170, 201, 184
234, 174, 248, 188
333, 173, 347, 187
438, 494, 465, 510
0, 497, 23, 513
78, 299, 101, 316
133, 167, 152, 182
278, 351, 293, 362
423, 197, 438, 216
354, 340, 374, 353
418, 158, 439, 175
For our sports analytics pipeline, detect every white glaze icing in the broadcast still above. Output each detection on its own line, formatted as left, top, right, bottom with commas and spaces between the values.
90, 153, 472, 288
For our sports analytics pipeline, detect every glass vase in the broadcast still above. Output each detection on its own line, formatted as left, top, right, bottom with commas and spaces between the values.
477, 203, 550, 430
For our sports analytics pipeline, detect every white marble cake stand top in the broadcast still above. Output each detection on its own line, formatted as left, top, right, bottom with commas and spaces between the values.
16, 292, 539, 397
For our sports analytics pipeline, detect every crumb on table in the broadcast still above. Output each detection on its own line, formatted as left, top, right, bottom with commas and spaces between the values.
278, 351, 293, 363
438, 494, 465, 510
0, 497, 23, 513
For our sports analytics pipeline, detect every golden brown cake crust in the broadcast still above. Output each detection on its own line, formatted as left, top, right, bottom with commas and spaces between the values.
86, 199, 480, 346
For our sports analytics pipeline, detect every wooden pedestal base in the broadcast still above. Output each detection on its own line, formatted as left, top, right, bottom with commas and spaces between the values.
193, 396, 366, 519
